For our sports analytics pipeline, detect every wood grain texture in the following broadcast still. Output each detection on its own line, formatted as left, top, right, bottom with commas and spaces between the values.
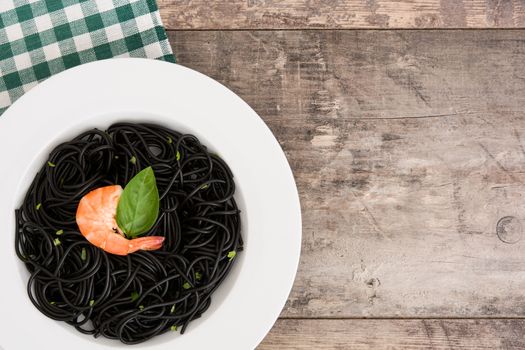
169, 30, 525, 318
158, 0, 525, 29
257, 319, 525, 349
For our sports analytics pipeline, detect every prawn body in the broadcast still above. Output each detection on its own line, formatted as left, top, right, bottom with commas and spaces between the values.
76, 185, 164, 255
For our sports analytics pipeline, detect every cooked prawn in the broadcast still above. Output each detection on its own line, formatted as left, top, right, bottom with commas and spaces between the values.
76, 185, 164, 256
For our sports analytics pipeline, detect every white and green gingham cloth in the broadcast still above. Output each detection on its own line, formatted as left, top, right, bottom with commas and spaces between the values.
0, 0, 175, 115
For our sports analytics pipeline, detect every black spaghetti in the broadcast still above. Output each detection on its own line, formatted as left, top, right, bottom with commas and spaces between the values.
15, 122, 243, 344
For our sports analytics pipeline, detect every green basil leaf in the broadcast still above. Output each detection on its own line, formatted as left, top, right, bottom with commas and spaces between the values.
116, 167, 160, 238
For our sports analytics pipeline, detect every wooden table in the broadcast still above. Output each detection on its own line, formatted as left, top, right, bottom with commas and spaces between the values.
159, 1, 525, 348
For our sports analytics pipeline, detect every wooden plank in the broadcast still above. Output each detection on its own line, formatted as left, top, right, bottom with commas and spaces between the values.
169, 30, 525, 317
257, 319, 525, 349
158, 0, 525, 30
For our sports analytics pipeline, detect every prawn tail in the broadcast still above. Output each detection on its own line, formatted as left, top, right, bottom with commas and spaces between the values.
128, 236, 165, 253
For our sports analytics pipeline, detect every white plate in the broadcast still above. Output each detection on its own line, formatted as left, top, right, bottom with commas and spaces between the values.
0, 58, 301, 350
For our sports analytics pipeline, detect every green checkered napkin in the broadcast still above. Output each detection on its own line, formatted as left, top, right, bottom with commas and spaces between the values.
0, 0, 175, 115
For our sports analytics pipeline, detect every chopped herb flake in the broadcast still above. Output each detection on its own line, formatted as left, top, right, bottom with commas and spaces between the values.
170, 305, 176, 314
195, 272, 202, 280
130, 156, 137, 165
50, 301, 56, 305
171, 325, 177, 331
81, 248, 87, 261
55, 230, 64, 235
47, 161, 56, 167
176, 151, 181, 161
201, 184, 209, 190
53, 238, 61, 246
130, 291, 139, 302
227, 251, 236, 260
167, 137, 173, 144
139, 305, 144, 310
36, 203, 42, 210
89, 300, 95, 306
182, 282, 191, 290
